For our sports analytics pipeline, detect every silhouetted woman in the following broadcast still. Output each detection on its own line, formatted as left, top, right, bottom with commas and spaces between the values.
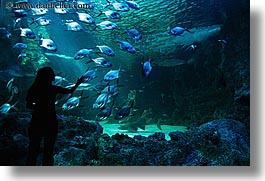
26, 66, 83, 166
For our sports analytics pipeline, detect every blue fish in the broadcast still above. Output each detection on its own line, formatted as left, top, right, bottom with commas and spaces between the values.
96, 20, 118, 30
104, 68, 120, 81
126, 28, 142, 41
90, 57, 112, 68
74, 49, 93, 60
0, 28, 12, 39
126, 1, 140, 10
62, 97, 80, 111
96, 45, 115, 56
218, 39, 227, 45
12, 43, 27, 49
98, 10, 121, 19
117, 40, 136, 54
142, 59, 152, 77
115, 100, 134, 120
93, 93, 110, 109
82, 69, 96, 82
20, 28, 36, 39
169, 26, 191, 36
12, 9, 27, 17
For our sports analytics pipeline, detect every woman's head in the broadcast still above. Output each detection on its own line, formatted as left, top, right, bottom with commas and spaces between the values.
35, 66, 55, 85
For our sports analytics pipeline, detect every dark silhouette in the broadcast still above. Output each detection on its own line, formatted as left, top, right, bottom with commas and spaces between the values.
26, 67, 83, 166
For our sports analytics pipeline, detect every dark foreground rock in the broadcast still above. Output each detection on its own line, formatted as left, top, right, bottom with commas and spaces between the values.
0, 112, 249, 166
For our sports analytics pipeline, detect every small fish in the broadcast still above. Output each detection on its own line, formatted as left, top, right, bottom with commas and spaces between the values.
12, 43, 27, 50
142, 58, 152, 77
20, 28, 36, 39
104, 68, 120, 81
117, 40, 136, 54
93, 93, 110, 109
96, 45, 115, 56
0, 101, 18, 114
65, 21, 83, 31
30, 17, 52, 26
74, 49, 93, 60
13, 18, 21, 28
76, 12, 94, 24
31, 8, 48, 16
98, 10, 121, 19
89, 57, 112, 68
0, 27, 12, 39
17, 53, 27, 60
62, 97, 80, 111
126, 28, 142, 41
82, 69, 96, 82
218, 39, 227, 45
169, 26, 191, 36
184, 44, 197, 52
91, 81, 110, 92
54, 7, 67, 14
96, 21, 118, 30
12, 9, 27, 17
126, 1, 140, 10
115, 100, 134, 120
39, 34, 57, 51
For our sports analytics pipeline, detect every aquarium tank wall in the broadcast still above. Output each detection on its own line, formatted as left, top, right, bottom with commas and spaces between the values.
0, 0, 250, 166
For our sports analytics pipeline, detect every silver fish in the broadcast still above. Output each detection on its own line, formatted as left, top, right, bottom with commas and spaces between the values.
62, 97, 80, 111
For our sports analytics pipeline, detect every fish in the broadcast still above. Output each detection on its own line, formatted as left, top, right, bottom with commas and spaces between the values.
0, 28, 12, 39
95, 102, 115, 121
96, 21, 118, 30
30, 17, 52, 26
19, 27, 36, 39
74, 49, 93, 60
101, 84, 119, 97
82, 69, 96, 82
104, 68, 120, 81
65, 20, 83, 31
12, 43, 27, 50
53, 76, 69, 86
76, 12, 95, 24
39, 34, 57, 51
115, 100, 134, 120
93, 93, 110, 109
218, 39, 227, 45
169, 26, 191, 36
31, 8, 48, 16
98, 10, 121, 19
6, 78, 15, 92
0, 101, 18, 114
184, 44, 197, 52
12, 9, 27, 17
91, 81, 110, 92
62, 97, 80, 111
117, 40, 136, 54
96, 45, 115, 56
54, 7, 67, 14
89, 57, 112, 68
142, 58, 152, 77
126, 28, 142, 41
65, 83, 92, 91
107, 1, 130, 12
17, 53, 27, 60
126, 1, 140, 10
